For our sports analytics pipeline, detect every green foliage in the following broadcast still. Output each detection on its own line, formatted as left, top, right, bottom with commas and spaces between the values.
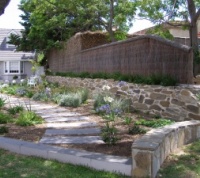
16, 111, 43, 126
146, 25, 174, 40
0, 149, 128, 178
32, 92, 49, 102
0, 112, 12, 124
52, 71, 177, 86
7, 105, 24, 115
10, 0, 137, 53
101, 122, 119, 145
135, 118, 174, 128
56, 88, 88, 107
124, 116, 132, 125
0, 126, 9, 134
128, 125, 147, 135
0, 98, 6, 108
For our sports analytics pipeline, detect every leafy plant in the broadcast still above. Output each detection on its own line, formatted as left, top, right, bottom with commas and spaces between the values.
135, 118, 174, 128
128, 125, 147, 135
16, 111, 43, 126
0, 98, 6, 108
101, 122, 119, 145
58, 93, 81, 107
0, 126, 9, 134
124, 116, 132, 125
0, 112, 13, 124
8, 105, 24, 115
32, 92, 49, 102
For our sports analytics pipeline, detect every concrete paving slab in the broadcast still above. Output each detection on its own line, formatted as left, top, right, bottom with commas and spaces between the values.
39, 112, 80, 118
46, 122, 97, 128
44, 116, 90, 123
45, 128, 101, 136
40, 136, 104, 144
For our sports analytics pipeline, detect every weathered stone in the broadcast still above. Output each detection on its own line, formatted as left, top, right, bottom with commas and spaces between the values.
116, 90, 127, 96
160, 101, 170, 107
144, 99, 154, 105
180, 89, 191, 96
150, 93, 166, 100
133, 89, 140, 94
150, 105, 162, 111
171, 99, 184, 106
161, 90, 173, 95
109, 87, 119, 93
139, 95, 145, 103
132, 167, 150, 178
186, 105, 199, 114
177, 128, 185, 147
134, 152, 151, 169
132, 103, 148, 110
154, 89, 162, 92
121, 86, 129, 91
188, 113, 200, 120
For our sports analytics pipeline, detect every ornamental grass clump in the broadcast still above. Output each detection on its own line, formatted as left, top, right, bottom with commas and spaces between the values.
16, 111, 43, 126
0, 112, 13, 124
8, 105, 24, 115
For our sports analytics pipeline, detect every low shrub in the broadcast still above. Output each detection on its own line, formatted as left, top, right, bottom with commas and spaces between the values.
0, 112, 12, 124
0, 126, 8, 134
0, 98, 6, 108
8, 105, 24, 115
16, 111, 43, 126
51, 71, 177, 86
128, 125, 147, 135
135, 118, 174, 128
32, 92, 49, 102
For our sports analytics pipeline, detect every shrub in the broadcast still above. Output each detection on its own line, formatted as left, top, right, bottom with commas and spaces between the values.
0, 98, 6, 108
0, 112, 12, 124
32, 92, 49, 102
128, 125, 147, 135
0, 126, 8, 134
58, 93, 81, 107
135, 118, 174, 128
16, 88, 27, 96
101, 122, 119, 145
16, 111, 43, 126
8, 105, 24, 115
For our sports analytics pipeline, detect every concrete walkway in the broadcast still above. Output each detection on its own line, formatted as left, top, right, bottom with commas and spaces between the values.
0, 94, 132, 176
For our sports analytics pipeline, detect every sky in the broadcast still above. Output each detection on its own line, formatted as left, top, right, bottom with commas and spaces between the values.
0, 0, 154, 33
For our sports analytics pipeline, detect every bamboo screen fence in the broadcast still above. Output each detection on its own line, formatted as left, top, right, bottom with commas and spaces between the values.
47, 32, 193, 84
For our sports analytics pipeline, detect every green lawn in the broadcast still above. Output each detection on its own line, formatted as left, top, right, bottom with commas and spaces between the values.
158, 140, 200, 178
0, 149, 129, 178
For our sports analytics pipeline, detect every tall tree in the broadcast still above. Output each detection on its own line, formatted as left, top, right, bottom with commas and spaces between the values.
9, 0, 136, 52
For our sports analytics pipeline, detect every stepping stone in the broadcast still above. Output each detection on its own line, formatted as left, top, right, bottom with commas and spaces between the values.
40, 112, 80, 118
46, 122, 97, 129
45, 128, 101, 136
44, 116, 90, 123
39, 136, 104, 144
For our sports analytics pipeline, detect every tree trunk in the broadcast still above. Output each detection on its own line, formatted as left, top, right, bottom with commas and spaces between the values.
108, 0, 115, 42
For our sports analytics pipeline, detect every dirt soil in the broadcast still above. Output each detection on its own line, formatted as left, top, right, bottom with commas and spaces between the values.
1, 100, 151, 158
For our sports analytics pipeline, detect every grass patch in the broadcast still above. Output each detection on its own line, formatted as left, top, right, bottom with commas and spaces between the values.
159, 140, 200, 178
135, 118, 174, 128
0, 149, 128, 178
7, 105, 24, 115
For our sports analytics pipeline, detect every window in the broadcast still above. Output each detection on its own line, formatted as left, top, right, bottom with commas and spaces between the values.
4, 61, 24, 74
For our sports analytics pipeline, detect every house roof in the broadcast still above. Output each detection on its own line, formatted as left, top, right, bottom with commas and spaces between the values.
0, 0, 10, 16
0, 50, 35, 61
0, 28, 21, 45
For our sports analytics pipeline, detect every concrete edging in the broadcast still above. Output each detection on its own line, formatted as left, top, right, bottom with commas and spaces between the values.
132, 120, 200, 178
0, 137, 132, 176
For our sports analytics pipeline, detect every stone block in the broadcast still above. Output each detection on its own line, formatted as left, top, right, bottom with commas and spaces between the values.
180, 89, 191, 96
152, 147, 161, 178
150, 105, 162, 111
132, 103, 148, 110
186, 105, 199, 114
150, 93, 166, 100
177, 127, 185, 147
188, 113, 200, 120
144, 99, 154, 105
139, 95, 145, 103
184, 126, 192, 144
171, 99, 184, 106
160, 100, 170, 107
169, 130, 178, 152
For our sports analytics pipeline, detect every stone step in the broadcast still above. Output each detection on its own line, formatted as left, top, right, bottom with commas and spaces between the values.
39, 136, 104, 144
46, 122, 97, 129
38, 112, 80, 118
44, 116, 90, 123
44, 128, 101, 136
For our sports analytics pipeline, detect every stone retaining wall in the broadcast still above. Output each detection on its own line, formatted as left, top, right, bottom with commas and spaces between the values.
132, 120, 200, 178
46, 76, 200, 121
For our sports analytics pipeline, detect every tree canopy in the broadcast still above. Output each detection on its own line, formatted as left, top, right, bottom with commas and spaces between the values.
9, 0, 136, 52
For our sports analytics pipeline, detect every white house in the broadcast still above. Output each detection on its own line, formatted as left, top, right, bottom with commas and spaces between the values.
0, 28, 35, 81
